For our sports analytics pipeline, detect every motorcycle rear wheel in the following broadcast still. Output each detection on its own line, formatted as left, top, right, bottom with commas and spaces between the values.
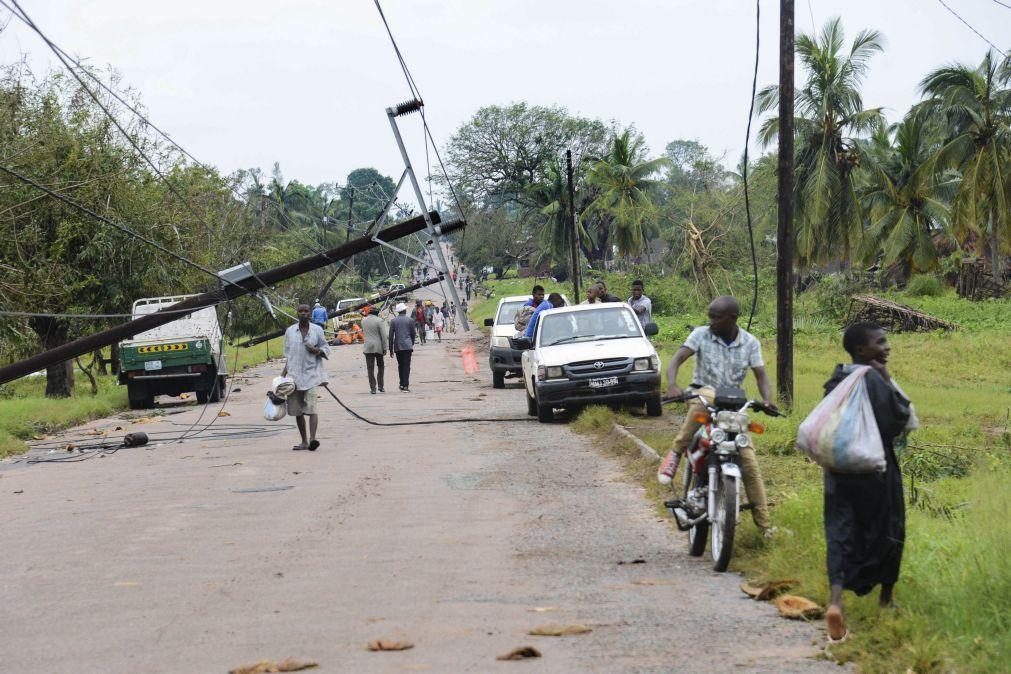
683, 458, 708, 557
711, 475, 738, 572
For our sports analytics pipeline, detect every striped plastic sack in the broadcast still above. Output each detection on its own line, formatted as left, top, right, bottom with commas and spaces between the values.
795, 366, 886, 473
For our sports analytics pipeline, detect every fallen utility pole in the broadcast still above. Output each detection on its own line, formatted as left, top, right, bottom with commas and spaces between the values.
0, 213, 463, 386
776, 0, 796, 407
239, 275, 445, 348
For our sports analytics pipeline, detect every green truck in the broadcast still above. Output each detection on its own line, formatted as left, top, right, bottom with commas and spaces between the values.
117, 295, 227, 409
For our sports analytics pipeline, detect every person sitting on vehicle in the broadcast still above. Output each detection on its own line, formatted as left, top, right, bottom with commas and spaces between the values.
513, 285, 545, 334
657, 295, 778, 536
595, 281, 620, 303
580, 285, 598, 305
523, 292, 566, 340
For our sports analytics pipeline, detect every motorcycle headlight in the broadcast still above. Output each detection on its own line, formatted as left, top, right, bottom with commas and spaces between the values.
709, 428, 727, 443
633, 356, 657, 371
735, 433, 750, 448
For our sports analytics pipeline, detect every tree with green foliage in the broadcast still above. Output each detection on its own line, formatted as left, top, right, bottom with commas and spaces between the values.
920, 50, 1011, 282
582, 130, 669, 259
861, 108, 955, 276
757, 16, 885, 267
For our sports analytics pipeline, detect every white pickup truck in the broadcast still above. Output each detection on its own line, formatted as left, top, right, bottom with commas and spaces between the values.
521, 303, 662, 422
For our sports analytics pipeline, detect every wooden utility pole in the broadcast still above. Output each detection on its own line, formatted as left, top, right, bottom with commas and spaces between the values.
776, 0, 795, 406
566, 150, 580, 303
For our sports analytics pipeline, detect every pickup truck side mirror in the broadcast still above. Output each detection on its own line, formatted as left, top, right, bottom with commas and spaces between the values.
644, 322, 659, 336
483, 318, 494, 327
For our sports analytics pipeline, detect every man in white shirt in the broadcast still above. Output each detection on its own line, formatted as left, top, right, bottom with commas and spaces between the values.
282, 304, 331, 451
628, 280, 652, 327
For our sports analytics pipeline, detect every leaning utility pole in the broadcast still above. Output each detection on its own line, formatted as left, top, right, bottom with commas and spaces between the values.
566, 149, 580, 303
776, 0, 795, 407
0, 212, 461, 386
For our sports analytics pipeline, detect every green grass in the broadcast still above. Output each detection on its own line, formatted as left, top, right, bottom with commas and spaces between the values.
0, 335, 284, 458
565, 288, 1011, 673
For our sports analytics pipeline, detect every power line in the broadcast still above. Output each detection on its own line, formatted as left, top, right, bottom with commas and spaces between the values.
991, 0, 1011, 11
936, 0, 1007, 57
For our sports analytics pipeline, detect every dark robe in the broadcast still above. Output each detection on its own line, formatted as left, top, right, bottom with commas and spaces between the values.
822, 364, 912, 595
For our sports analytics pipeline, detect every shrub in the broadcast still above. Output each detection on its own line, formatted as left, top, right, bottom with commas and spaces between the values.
906, 274, 945, 297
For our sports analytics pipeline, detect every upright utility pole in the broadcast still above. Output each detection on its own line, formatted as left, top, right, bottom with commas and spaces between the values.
346, 186, 356, 274
776, 0, 795, 407
566, 150, 580, 303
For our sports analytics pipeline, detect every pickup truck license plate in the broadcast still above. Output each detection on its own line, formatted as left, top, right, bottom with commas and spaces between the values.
144, 360, 162, 371
589, 376, 619, 388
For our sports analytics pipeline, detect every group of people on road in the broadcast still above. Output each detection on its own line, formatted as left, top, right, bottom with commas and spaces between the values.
280, 272, 914, 645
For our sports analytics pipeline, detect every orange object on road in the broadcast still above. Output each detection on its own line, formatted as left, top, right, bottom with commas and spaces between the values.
461, 344, 479, 374
350, 324, 365, 344
337, 329, 353, 345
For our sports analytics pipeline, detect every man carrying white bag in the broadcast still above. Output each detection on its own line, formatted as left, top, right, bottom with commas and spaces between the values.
796, 322, 917, 643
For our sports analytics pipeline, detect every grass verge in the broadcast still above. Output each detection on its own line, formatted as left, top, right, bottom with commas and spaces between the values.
0, 336, 284, 458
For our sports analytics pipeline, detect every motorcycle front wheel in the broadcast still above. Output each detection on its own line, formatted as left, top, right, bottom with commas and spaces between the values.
683, 457, 708, 557
710, 474, 738, 572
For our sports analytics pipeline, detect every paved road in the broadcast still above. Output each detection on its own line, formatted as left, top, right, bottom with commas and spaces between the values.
1, 284, 835, 673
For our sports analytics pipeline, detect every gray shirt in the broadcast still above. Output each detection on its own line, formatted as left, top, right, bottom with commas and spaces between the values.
628, 295, 652, 326
361, 314, 389, 355
388, 314, 416, 353
683, 325, 763, 389
283, 322, 331, 390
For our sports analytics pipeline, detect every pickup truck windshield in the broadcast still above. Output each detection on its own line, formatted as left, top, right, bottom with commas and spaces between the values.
496, 300, 527, 326
540, 307, 642, 346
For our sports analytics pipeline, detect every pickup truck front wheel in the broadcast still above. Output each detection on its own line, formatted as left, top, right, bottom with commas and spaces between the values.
646, 394, 663, 417
536, 392, 554, 423
526, 388, 537, 416
492, 371, 505, 389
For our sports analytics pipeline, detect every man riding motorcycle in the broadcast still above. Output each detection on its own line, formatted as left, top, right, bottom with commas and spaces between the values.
659, 295, 778, 536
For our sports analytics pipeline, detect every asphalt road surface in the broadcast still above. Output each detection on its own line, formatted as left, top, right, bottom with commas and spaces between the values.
1, 283, 837, 673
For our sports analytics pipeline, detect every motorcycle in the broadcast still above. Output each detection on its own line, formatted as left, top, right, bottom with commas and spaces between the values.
663, 387, 782, 572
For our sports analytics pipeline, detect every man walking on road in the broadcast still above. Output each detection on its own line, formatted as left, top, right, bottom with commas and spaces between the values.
414, 300, 427, 345
282, 303, 331, 451
360, 304, 388, 394
389, 302, 416, 392
310, 300, 328, 330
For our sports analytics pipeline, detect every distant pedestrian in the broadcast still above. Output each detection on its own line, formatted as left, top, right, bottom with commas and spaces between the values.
360, 305, 388, 394
389, 302, 416, 392
282, 303, 330, 451
311, 300, 328, 329
414, 300, 427, 345
821, 322, 916, 643
432, 308, 445, 342
628, 280, 652, 327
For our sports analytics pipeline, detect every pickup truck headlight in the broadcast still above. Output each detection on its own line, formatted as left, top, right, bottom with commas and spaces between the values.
633, 355, 659, 371
537, 365, 565, 381
491, 336, 510, 348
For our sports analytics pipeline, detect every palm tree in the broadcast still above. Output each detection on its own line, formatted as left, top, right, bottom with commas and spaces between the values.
757, 16, 885, 267
523, 158, 590, 266
582, 130, 669, 258
920, 51, 1011, 282
860, 108, 955, 276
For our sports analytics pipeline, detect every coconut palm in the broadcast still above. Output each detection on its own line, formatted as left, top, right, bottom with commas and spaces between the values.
860, 108, 956, 276
523, 158, 589, 265
920, 50, 1011, 282
582, 130, 669, 258
756, 16, 885, 267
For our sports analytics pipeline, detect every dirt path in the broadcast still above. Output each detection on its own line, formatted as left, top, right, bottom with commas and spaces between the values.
1, 286, 834, 672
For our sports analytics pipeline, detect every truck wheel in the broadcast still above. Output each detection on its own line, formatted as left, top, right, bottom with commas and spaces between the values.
196, 389, 210, 405
208, 375, 225, 403
646, 395, 663, 417
127, 382, 153, 410
526, 388, 537, 416
536, 393, 554, 423
492, 371, 505, 389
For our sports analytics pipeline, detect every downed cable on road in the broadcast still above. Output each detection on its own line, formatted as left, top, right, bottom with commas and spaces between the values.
322, 385, 532, 426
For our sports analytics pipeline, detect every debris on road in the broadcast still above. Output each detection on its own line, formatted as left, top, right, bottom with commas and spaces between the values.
231, 485, 294, 494
528, 606, 560, 613
228, 658, 318, 674
367, 639, 415, 651
740, 579, 797, 601
496, 646, 541, 661
617, 558, 647, 565
775, 595, 824, 619
528, 623, 592, 636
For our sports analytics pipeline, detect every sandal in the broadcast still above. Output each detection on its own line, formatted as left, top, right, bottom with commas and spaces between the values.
292, 444, 307, 451
308, 440, 320, 451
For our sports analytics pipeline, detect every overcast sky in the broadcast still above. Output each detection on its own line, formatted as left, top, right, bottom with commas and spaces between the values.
2, 0, 1010, 211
